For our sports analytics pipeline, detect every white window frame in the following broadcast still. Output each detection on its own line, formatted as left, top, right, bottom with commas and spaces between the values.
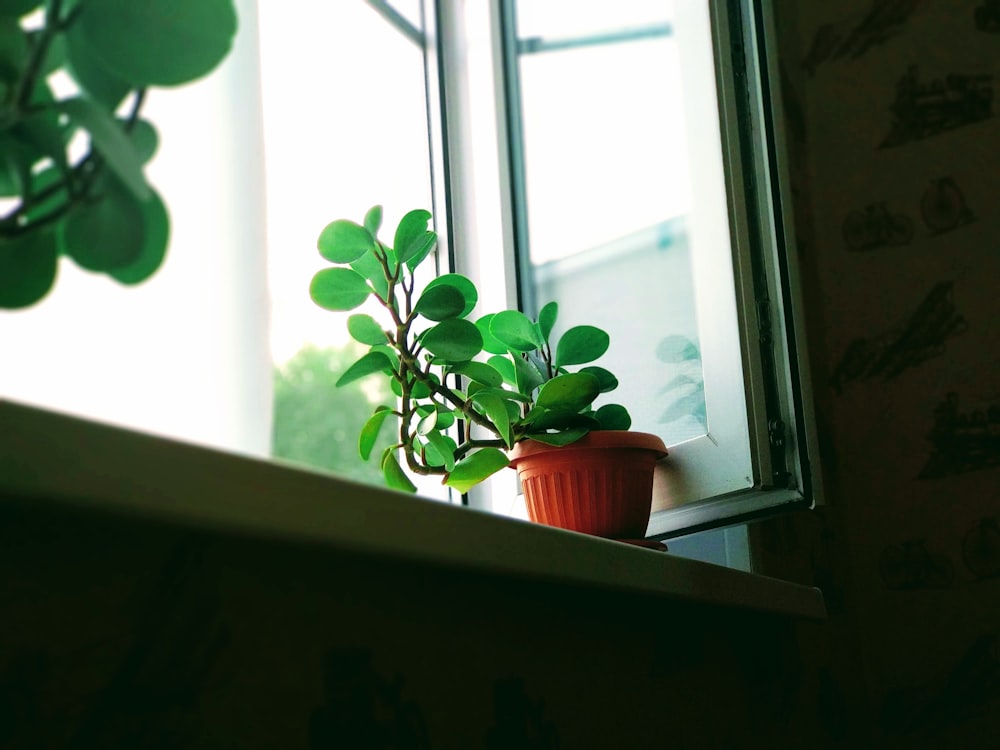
420, 0, 821, 540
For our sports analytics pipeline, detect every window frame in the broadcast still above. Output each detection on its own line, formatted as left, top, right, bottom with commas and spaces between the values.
422, 0, 821, 539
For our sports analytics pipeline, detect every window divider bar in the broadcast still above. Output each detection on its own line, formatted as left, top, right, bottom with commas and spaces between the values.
517, 23, 673, 55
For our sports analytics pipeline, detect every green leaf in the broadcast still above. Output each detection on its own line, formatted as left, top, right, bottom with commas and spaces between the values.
393, 208, 431, 263
425, 273, 477, 318
469, 387, 530, 404
445, 448, 510, 494
58, 97, 150, 200
449, 360, 503, 388
476, 314, 508, 355
535, 372, 600, 413
382, 450, 417, 493
491, 310, 543, 352
335, 351, 394, 387
538, 301, 558, 343
0, 17, 28, 78
525, 410, 599, 433
109, 186, 170, 285
58, 174, 145, 271
486, 355, 516, 387
124, 119, 158, 163
525, 427, 589, 447
579, 366, 619, 394
595, 403, 631, 430
472, 392, 512, 448
65, 23, 131, 109
656, 335, 700, 363
317, 219, 376, 264
369, 344, 400, 371
363, 205, 382, 236
424, 429, 457, 472
414, 283, 465, 321
0, 0, 41, 17
359, 406, 393, 461
78, 0, 238, 86
416, 409, 438, 436
511, 352, 544, 397
554, 325, 609, 368
349, 251, 390, 301
0, 230, 58, 309
421, 319, 483, 362
402, 231, 436, 270
347, 314, 387, 345
310, 267, 370, 311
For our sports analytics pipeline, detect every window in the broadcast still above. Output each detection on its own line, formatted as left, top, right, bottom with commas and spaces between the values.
425, 0, 819, 538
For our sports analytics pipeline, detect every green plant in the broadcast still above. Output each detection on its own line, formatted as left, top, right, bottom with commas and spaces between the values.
309, 206, 632, 494
0, 0, 238, 308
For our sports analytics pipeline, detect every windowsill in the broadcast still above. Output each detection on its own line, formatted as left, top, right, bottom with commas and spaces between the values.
0, 399, 825, 620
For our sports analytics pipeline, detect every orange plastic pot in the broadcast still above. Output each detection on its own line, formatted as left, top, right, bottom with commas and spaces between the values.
508, 430, 668, 539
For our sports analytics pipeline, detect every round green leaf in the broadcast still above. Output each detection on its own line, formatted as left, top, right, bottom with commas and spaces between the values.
555, 325, 609, 367
393, 208, 431, 261
538, 301, 558, 343
445, 448, 510, 494
310, 267, 370, 311
476, 314, 508, 355
347, 314, 387, 345
595, 403, 632, 431
425, 273, 477, 318
525, 427, 590, 447
414, 283, 465, 321
317, 219, 376, 264
0, 230, 58, 309
416, 409, 438, 436
472, 392, 513, 448
124, 119, 159, 163
486, 355, 516, 387
423, 430, 457, 471
109, 186, 170, 285
65, 23, 131, 109
535, 372, 600, 412
449, 360, 503, 388
335, 350, 394, 387
78, 0, 238, 86
349, 251, 390, 301
579, 366, 619, 394
58, 175, 145, 271
421, 319, 483, 362
491, 310, 543, 352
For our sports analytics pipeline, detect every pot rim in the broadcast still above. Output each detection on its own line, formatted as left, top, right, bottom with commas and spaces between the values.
508, 429, 668, 464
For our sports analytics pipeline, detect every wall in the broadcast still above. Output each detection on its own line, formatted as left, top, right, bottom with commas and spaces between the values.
752, 1, 1000, 747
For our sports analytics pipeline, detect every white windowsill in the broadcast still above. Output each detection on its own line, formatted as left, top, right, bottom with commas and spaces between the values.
0, 399, 825, 620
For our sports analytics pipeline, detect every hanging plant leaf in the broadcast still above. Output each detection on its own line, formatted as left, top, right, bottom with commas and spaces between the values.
335, 350, 394, 387
0, 230, 58, 309
78, 0, 238, 86
359, 406, 393, 461
363, 204, 382, 236
0, 0, 41, 18
421, 319, 483, 362
538, 301, 558, 344
58, 97, 150, 200
58, 174, 146, 271
414, 283, 465, 321
554, 325, 609, 368
65, 23, 131, 109
445, 448, 510, 494
310, 267, 370, 311
109, 186, 169, 285
381, 450, 417, 493
424, 273, 477, 318
317, 219, 376, 264
347, 314, 387, 345
595, 403, 631, 431
491, 310, 543, 352
535, 372, 600, 413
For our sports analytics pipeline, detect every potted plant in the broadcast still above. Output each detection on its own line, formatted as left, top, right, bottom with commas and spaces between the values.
0, 0, 238, 308
309, 206, 667, 539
